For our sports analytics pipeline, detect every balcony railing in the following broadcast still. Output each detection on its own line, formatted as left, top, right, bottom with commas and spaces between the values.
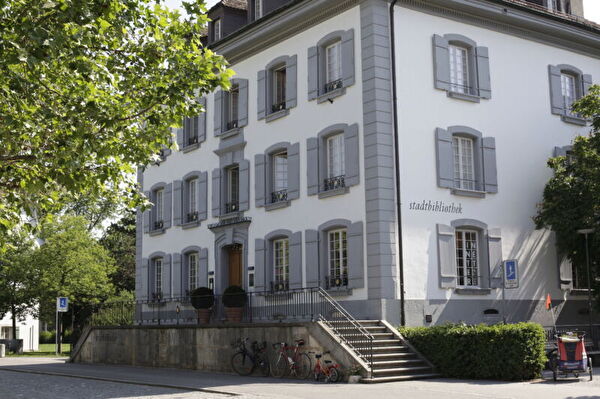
224, 201, 239, 214
186, 211, 198, 223
226, 120, 238, 131
187, 135, 198, 146
324, 79, 343, 94
449, 83, 479, 97
325, 274, 348, 289
323, 175, 345, 192
453, 178, 484, 192
271, 189, 288, 204
153, 220, 164, 230
271, 101, 286, 113
271, 280, 289, 292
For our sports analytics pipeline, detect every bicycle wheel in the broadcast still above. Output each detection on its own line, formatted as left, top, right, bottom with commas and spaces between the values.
327, 367, 340, 383
257, 353, 270, 377
270, 353, 289, 378
231, 352, 255, 376
293, 352, 311, 379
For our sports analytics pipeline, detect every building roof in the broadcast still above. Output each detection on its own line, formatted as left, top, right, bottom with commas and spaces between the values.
502, 0, 600, 30
210, 0, 247, 12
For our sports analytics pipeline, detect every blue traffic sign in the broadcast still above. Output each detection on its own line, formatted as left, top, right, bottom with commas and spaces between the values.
56, 297, 69, 312
503, 260, 519, 289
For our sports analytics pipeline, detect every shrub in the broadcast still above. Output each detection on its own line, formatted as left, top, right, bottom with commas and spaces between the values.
222, 285, 247, 308
190, 287, 215, 309
399, 323, 547, 381
39, 330, 55, 344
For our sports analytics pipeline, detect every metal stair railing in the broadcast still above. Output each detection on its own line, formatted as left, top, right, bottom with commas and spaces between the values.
316, 287, 374, 377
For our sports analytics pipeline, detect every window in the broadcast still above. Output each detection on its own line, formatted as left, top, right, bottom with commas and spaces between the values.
449, 45, 469, 94
561, 73, 577, 116
155, 258, 163, 294
226, 85, 239, 130
453, 136, 475, 191
325, 134, 345, 191
214, 19, 221, 41
187, 178, 198, 222
271, 65, 286, 112
271, 152, 288, 203
455, 230, 479, 287
549, 65, 592, 124
325, 41, 342, 89
154, 188, 164, 230
189, 253, 198, 291
255, 0, 263, 19
328, 229, 348, 288
273, 238, 289, 291
226, 166, 239, 213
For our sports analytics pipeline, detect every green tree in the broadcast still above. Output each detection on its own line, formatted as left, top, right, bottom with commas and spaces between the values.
100, 210, 136, 293
0, 0, 232, 235
535, 85, 600, 307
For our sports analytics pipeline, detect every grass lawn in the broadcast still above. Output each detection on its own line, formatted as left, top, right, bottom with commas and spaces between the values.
6, 343, 71, 357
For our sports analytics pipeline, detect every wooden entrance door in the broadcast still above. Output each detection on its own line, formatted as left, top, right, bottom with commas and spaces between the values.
228, 246, 243, 287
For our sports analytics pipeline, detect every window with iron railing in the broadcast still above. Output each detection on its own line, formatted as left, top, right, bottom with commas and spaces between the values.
225, 166, 239, 214
325, 40, 342, 93
273, 238, 289, 291
271, 65, 286, 113
152, 188, 164, 230
272, 151, 288, 203
325, 134, 345, 191
449, 44, 473, 95
453, 136, 477, 191
328, 229, 348, 288
226, 85, 239, 131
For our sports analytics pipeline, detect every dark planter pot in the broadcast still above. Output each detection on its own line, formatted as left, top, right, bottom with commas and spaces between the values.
224, 307, 244, 323
196, 308, 211, 324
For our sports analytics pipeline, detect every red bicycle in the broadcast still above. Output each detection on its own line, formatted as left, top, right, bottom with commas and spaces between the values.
310, 351, 341, 382
270, 339, 311, 379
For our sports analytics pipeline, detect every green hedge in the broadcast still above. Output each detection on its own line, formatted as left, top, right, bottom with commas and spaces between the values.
399, 323, 547, 381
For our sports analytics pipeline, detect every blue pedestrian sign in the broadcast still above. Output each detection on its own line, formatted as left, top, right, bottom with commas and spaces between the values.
503, 260, 519, 289
56, 297, 69, 312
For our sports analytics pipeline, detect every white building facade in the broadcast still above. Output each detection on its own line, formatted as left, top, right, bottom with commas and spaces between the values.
0, 312, 39, 352
137, 0, 600, 326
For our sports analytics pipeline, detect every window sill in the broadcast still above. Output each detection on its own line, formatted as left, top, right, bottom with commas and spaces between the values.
318, 187, 349, 199
454, 288, 491, 295
447, 91, 481, 103
327, 287, 352, 297
149, 228, 165, 236
316, 87, 346, 104
451, 188, 486, 198
219, 211, 243, 221
561, 115, 587, 126
217, 127, 242, 139
265, 200, 290, 211
181, 142, 200, 153
265, 108, 289, 123
182, 220, 200, 229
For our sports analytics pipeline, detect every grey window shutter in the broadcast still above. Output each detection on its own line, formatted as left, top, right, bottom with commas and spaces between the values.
176, 126, 184, 150
348, 222, 364, 289
287, 143, 300, 200
437, 224, 456, 288
435, 128, 454, 189
257, 70, 266, 120
163, 254, 172, 298
198, 97, 207, 143
213, 90, 223, 135
286, 55, 298, 109
307, 137, 319, 195
173, 180, 183, 226
172, 253, 182, 297
198, 171, 208, 221
149, 259, 156, 297
482, 137, 498, 193
255, 154, 267, 207
475, 46, 491, 99
211, 168, 222, 217
305, 229, 319, 287
554, 145, 572, 157
290, 232, 303, 289
199, 248, 208, 288
548, 65, 564, 115
163, 183, 172, 229
583, 74, 593, 96
308, 46, 319, 100
344, 124, 360, 187
238, 79, 249, 127
239, 159, 250, 211
341, 29, 355, 88
432, 35, 450, 91
559, 255, 573, 290
487, 228, 503, 289
255, 239, 266, 291
143, 191, 150, 233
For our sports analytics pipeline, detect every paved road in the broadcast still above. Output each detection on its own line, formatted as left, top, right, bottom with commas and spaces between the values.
0, 357, 598, 399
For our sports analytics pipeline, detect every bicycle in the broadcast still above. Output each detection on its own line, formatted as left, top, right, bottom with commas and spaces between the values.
270, 339, 311, 379
230, 338, 270, 376
310, 351, 341, 382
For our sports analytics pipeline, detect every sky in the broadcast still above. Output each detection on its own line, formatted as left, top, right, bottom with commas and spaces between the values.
166, 0, 600, 23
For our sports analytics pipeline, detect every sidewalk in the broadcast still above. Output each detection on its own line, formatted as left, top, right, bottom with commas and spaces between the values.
0, 357, 598, 399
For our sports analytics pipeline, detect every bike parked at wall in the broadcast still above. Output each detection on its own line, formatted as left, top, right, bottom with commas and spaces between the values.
310, 351, 341, 382
231, 337, 270, 377
270, 339, 312, 379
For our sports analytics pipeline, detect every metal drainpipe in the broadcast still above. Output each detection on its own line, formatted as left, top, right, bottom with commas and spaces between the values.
389, 0, 406, 327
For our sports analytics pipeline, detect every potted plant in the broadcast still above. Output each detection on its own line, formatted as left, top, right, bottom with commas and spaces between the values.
347, 364, 363, 383
190, 287, 215, 324
222, 285, 247, 323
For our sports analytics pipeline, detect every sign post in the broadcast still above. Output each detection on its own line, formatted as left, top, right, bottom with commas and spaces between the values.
501, 260, 519, 323
56, 297, 69, 355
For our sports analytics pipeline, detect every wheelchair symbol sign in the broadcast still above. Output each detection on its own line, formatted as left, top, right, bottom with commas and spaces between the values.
56, 297, 69, 312
503, 260, 519, 289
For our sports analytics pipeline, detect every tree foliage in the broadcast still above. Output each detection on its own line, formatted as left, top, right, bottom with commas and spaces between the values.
535, 85, 600, 305
99, 210, 136, 293
0, 0, 232, 235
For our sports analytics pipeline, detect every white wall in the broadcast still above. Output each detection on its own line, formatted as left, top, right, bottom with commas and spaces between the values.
0, 312, 40, 352
394, 6, 599, 307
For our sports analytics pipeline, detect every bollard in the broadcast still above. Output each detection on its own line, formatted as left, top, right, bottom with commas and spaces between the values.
0, 344, 5, 358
